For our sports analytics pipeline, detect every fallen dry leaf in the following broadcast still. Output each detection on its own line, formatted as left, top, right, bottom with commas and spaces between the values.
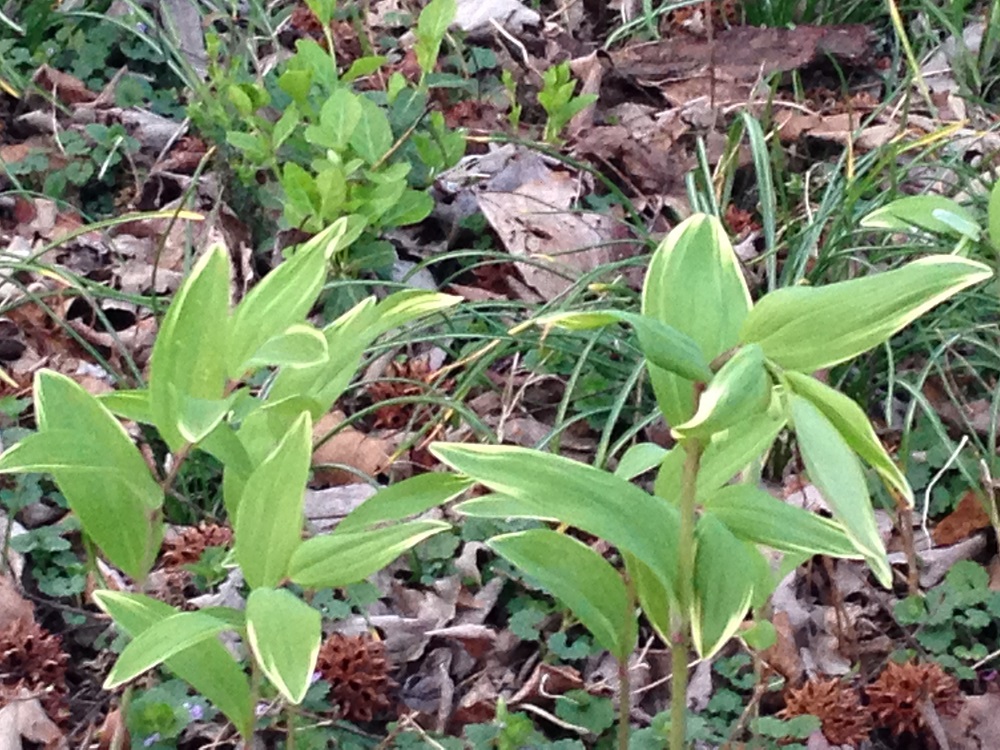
933, 490, 993, 546
312, 411, 393, 486
610, 24, 875, 106
0, 693, 65, 750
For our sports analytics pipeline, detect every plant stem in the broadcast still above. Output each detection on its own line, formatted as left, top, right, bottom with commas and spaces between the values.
617, 573, 638, 750
670, 439, 703, 750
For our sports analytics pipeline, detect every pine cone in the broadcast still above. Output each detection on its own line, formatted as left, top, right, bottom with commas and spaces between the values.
0, 618, 70, 723
315, 634, 394, 722
161, 523, 232, 568
780, 677, 871, 747
866, 660, 963, 737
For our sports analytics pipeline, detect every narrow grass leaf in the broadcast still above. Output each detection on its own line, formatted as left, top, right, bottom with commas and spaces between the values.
104, 611, 230, 689
489, 529, 637, 661
288, 521, 450, 588
740, 113, 776, 286
703, 484, 859, 557
989, 179, 1000, 252
790, 397, 891, 586
246, 588, 321, 705
740, 256, 992, 372
93, 592, 252, 738
234, 413, 311, 588
785, 371, 912, 505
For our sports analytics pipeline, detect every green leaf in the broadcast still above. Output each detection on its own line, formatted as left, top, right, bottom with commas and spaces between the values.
228, 221, 348, 377
177, 394, 236, 444
989, 180, 1000, 253
234, 413, 311, 588
784, 370, 912, 505
415, 0, 456, 74
535, 310, 713, 383
655, 402, 786, 500
149, 246, 230, 451
98, 389, 152, 424
288, 520, 450, 588
436, 444, 681, 607
93, 591, 253, 738
268, 291, 459, 414
673, 345, 772, 440
337, 472, 474, 531
0, 372, 163, 579
692, 514, 755, 658
740, 256, 992, 372
104, 611, 231, 688
615, 442, 667, 480
272, 104, 301, 149
490, 529, 636, 660
241, 325, 328, 371
642, 214, 752, 425
305, 88, 363, 151
790, 397, 891, 586
861, 195, 980, 239
702, 484, 859, 558
246, 588, 321, 705
349, 95, 393, 164
343, 55, 388, 83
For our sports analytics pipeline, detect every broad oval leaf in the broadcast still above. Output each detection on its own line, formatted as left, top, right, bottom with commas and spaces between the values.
234, 413, 311, 588
861, 195, 979, 239
536, 310, 713, 383
98, 389, 152, 424
655, 399, 786, 500
615, 442, 668, 480
790, 397, 891, 586
784, 370, 912, 505
435, 443, 681, 606
489, 529, 637, 661
642, 214, 752, 425
149, 245, 231, 451
93, 591, 252, 738
702, 484, 859, 558
241, 324, 329, 371
692, 514, 755, 658
288, 520, 450, 588
305, 88, 363, 151
0, 371, 163, 579
337, 473, 474, 532
673, 345, 772, 440
103, 611, 231, 689
246, 588, 321, 705
268, 291, 460, 414
350, 95, 394, 164
227, 220, 349, 377
740, 256, 992, 372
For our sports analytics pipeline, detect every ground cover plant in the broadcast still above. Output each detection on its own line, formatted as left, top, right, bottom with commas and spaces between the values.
3, 0, 1000, 748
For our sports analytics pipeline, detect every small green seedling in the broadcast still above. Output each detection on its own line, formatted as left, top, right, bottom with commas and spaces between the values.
424, 212, 992, 750
537, 61, 597, 144
0, 217, 464, 741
